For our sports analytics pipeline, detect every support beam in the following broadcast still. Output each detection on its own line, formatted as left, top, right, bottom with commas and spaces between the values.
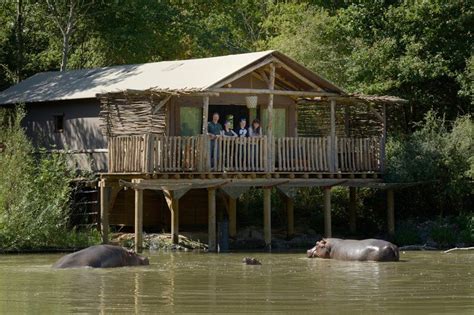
286, 197, 294, 237
202, 96, 209, 134
387, 189, 395, 237
208, 188, 217, 252
323, 187, 332, 237
164, 190, 180, 244
228, 197, 237, 238
99, 180, 110, 244
330, 99, 337, 172
380, 104, 387, 172
349, 187, 357, 234
267, 63, 275, 172
134, 189, 144, 253
207, 88, 339, 98
263, 187, 272, 249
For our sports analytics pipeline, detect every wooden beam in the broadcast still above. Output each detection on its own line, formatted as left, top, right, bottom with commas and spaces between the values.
152, 95, 171, 115
206, 88, 339, 98
163, 190, 180, 244
286, 196, 294, 237
272, 57, 323, 91
99, 180, 110, 244
387, 189, 395, 237
380, 104, 387, 173
202, 96, 209, 134
330, 99, 337, 172
323, 187, 332, 237
267, 63, 275, 172
349, 187, 357, 233
228, 197, 237, 238
214, 57, 273, 88
220, 186, 249, 200
263, 187, 272, 249
208, 188, 217, 252
276, 186, 298, 199
134, 188, 144, 253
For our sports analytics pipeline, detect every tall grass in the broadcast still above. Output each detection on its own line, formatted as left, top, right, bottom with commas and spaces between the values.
0, 107, 99, 250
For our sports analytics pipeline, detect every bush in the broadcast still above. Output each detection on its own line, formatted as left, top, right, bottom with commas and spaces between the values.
0, 107, 99, 250
385, 111, 473, 217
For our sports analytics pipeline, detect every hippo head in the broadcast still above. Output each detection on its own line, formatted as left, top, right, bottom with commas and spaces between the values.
307, 239, 331, 259
125, 249, 149, 266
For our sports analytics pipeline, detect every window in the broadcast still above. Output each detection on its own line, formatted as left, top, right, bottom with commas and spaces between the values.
261, 107, 287, 137
179, 107, 202, 136
53, 114, 64, 133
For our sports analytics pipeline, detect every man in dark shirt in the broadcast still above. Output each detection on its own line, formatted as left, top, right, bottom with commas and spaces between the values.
208, 112, 222, 138
207, 112, 222, 168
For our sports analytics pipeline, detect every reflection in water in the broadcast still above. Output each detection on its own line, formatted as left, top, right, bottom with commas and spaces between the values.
0, 251, 473, 313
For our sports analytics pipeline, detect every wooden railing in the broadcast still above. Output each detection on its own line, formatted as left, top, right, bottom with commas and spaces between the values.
108, 134, 382, 173
212, 136, 267, 172
337, 137, 381, 172
275, 137, 330, 172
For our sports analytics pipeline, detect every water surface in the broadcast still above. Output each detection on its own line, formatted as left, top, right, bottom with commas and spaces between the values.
0, 251, 472, 313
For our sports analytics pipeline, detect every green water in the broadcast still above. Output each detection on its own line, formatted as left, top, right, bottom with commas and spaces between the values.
0, 251, 473, 313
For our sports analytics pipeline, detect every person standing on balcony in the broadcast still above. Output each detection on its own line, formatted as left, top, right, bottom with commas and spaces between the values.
248, 119, 261, 137
221, 121, 237, 137
236, 118, 248, 138
208, 112, 222, 168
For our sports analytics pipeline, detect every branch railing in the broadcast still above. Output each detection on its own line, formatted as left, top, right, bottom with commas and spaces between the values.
108, 134, 382, 173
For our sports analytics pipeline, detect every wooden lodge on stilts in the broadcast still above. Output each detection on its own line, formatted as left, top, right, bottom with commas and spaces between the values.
96, 51, 406, 252
0, 50, 407, 252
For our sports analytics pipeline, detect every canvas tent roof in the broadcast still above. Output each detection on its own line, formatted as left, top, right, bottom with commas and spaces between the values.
0, 50, 345, 105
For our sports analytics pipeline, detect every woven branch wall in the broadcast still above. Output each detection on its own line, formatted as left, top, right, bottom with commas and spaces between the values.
297, 101, 383, 137
99, 93, 167, 137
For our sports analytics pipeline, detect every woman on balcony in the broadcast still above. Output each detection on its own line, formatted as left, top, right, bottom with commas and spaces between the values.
248, 119, 262, 137
221, 121, 238, 137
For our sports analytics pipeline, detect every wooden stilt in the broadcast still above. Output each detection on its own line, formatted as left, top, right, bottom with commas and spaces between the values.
263, 187, 272, 249
349, 187, 357, 233
134, 188, 144, 253
171, 199, 179, 244
208, 188, 217, 252
164, 190, 180, 245
228, 197, 237, 238
323, 187, 332, 237
387, 189, 395, 237
99, 180, 110, 244
287, 197, 294, 237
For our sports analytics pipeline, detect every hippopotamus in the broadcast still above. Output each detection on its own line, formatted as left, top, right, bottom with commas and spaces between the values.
53, 245, 149, 268
242, 257, 262, 265
307, 238, 399, 262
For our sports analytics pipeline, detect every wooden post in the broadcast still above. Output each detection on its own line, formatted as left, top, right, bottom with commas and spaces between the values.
208, 188, 217, 252
134, 188, 144, 253
263, 187, 272, 249
287, 197, 294, 237
323, 187, 332, 237
267, 63, 275, 172
380, 104, 387, 172
99, 180, 110, 244
387, 189, 395, 237
349, 187, 357, 233
228, 197, 237, 238
202, 96, 209, 134
164, 190, 180, 245
330, 99, 337, 173
171, 198, 179, 244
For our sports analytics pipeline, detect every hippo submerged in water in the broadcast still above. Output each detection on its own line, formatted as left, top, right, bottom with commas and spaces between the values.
307, 238, 399, 262
53, 245, 149, 268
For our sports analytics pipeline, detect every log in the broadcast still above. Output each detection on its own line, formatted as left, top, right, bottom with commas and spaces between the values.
444, 247, 474, 253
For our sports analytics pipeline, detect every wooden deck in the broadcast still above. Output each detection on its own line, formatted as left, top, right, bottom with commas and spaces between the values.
107, 134, 382, 174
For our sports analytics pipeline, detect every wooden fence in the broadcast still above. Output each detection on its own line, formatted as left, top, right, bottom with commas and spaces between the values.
108, 134, 382, 173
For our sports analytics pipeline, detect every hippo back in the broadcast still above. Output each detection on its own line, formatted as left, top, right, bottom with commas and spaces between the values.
53, 245, 148, 268
324, 238, 399, 262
